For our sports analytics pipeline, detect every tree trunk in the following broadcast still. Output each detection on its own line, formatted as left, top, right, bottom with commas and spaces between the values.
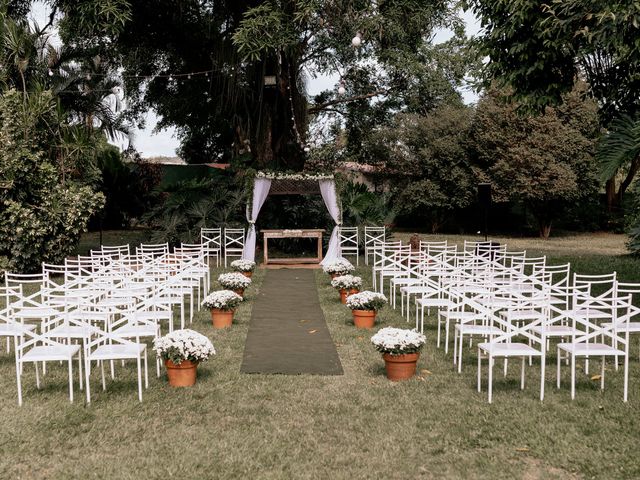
538, 219, 552, 239
251, 53, 306, 171
616, 154, 640, 206
605, 177, 617, 212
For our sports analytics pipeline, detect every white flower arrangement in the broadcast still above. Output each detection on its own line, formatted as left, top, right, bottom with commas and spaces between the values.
331, 274, 362, 290
322, 259, 355, 275
256, 171, 334, 181
346, 290, 387, 311
218, 272, 252, 290
153, 329, 215, 365
371, 327, 426, 355
230, 259, 256, 272
201, 290, 243, 311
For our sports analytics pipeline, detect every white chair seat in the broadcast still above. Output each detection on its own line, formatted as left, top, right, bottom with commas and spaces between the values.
22, 344, 80, 362
558, 343, 624, 356
569, 308, 612, 319
601, 321, 640, 333
417, 298, 453, 308
402, 285, 435, 294
89, 343, 146, 360
0, 323, 37, 335
442, 311, 484, 321
478, 342, 542, 357
47, 324, 95, 338
530, 325, 576, 336
14, 307, 60, 318
392, 278, 421, 286
456, 324, 502, 335
132, 311, 171, 321
113, 324, 157, 337
502, 309, 545, 321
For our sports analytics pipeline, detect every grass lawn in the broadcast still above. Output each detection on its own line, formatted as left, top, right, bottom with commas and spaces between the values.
1, 231, 640, 479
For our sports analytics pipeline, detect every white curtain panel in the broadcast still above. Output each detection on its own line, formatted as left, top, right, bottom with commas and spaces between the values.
241, 178, 272, 261
319, 179, 343, 265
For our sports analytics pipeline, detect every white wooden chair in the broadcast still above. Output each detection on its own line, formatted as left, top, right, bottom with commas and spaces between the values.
557, 293, 631, 401
338, 227, 359, 266
224, 228, 245, 267
201, 227, 222, 268
364, 226, 385, 265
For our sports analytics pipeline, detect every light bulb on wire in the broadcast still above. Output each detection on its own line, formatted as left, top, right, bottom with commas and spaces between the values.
337, 81, 346, 95
351, 32, 362, 48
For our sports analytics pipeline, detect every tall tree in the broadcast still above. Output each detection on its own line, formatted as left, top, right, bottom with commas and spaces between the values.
470, 87, 600, 238
54, 0, 458, 169
466, 0, 640, 209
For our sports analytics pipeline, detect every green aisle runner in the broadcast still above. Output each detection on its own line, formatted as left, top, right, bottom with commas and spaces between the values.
241, 269, 343, 375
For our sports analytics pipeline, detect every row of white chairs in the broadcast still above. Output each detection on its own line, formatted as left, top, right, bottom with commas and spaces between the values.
372, 239, 639, 403
338, 226, 386, 266
201, 227, 245, 268
1, 242, 213, 405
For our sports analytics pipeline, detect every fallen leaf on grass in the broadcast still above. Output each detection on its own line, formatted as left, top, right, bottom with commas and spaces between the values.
420, 369, 432, 375
356, 336, 364, 341
308, 329, 318, 334
417, 376, 426, 382
515, 447, 530, 452
591, 375, 602, 381
299, 319, 309, 324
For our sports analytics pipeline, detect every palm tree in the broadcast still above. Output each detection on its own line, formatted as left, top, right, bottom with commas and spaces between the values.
598, 114, 640, 209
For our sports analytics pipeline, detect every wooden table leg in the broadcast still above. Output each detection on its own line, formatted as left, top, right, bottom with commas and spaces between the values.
264, 236, 268, 265
317, 234, 322, 262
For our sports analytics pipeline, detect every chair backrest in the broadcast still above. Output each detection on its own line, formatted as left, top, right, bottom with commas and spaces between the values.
570, 292, 631, 347
137, 243, 169, 258
364, 226, 386, 248
224, 228, 245, 251
102, 244, 131, 256
573, 272, 617, 300
338, 227, 358, 248
201, 228, 222, 251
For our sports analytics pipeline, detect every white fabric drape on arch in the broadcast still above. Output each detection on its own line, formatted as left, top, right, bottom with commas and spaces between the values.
319, 179, 342, 265
241, 178, 271, 261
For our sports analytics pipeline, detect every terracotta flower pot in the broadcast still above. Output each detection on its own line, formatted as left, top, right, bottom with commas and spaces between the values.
340, 288, 360, 304
165, 359, 198, 387
352, 309, 376, 328
234, 288, 245, 297
210, 308, 234, 329
242, 271, 253, 278
383, 352, 420, 381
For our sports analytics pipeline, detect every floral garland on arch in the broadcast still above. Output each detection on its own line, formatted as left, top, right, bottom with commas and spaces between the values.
255, 171, 334, 181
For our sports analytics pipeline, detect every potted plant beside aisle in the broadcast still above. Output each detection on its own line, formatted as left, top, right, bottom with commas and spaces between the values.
345, 291, 387, 328
231, 259, 256, 278
202, 290, 243, 328
322, 259, 355, 279
371, 327, 426, 381
154, 329, 215, 387
218, 272, 252, 297
331, 274, 362, 304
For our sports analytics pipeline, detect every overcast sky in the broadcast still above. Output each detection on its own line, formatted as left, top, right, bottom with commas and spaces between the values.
30, 3, 481, 158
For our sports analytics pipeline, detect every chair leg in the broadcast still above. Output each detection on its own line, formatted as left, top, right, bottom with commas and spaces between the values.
16, 360, 23, 406
623, 352, 629, 402
477, 349, 482, 392
101, 361, 106, 391
540, 356, 545, 401
137, 355, 143, 402
570, 354, 576, 400
601, 356, 605, 390
144, 350, 149, 389
35, 362, 40, 389
556, 347, 561, 389
68, 359, 74, 403
488, 355, 494, 403
520, 357, 525, 390
85, 358, 91, 404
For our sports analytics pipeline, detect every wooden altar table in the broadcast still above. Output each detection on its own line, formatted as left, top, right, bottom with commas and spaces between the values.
261, 229, 324, 265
